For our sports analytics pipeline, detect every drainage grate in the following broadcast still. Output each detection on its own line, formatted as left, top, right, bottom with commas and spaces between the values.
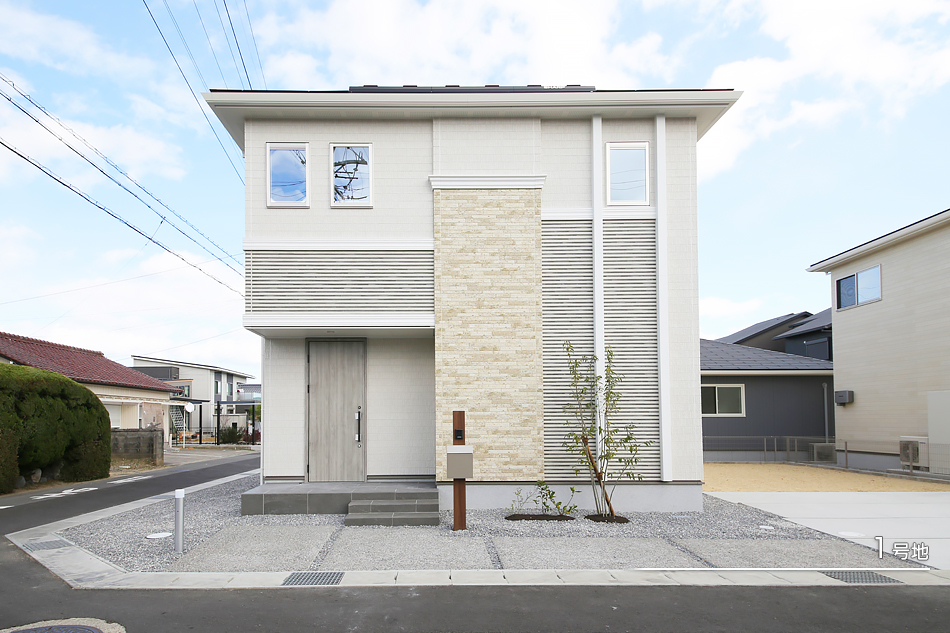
22, 539, 71, 552
822, 571, 903, 584
282, 571, 344, 586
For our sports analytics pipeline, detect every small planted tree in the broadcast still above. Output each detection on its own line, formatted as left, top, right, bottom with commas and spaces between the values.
562, 341, 650, 519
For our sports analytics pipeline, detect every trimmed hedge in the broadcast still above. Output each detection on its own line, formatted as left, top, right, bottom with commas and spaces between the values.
0, 364, 111, 493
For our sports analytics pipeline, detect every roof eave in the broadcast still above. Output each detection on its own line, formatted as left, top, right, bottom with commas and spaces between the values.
808, 208, 950, 273
203, 89, 742, 152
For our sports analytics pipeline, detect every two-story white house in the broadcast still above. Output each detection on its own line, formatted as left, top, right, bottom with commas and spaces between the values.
206, 85, 740, 512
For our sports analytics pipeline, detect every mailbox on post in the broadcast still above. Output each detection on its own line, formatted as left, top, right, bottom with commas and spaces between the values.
447, 445, 473, 479
449, 410, 469, 530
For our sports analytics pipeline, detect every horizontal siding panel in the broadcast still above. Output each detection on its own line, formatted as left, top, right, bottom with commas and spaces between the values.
542, 220, 595, 480
604, 219, 661, 481
246, 251, 434, 313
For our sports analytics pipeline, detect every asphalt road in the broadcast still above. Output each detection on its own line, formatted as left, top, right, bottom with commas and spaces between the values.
3, 454, 950, 633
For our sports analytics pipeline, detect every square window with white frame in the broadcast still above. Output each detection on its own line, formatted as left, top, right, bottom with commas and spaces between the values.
606, 141, 649, 205
331, 144, 372, 207
701, 384, 745, 416
836, 265, 881, 309
267, 143, 309, 207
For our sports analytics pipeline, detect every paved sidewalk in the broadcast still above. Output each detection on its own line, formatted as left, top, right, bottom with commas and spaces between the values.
709, 491, 950, 569
9, 469, 950, 589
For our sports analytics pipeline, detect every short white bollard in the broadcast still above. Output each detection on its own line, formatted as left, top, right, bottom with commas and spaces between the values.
174, 489, 184, 553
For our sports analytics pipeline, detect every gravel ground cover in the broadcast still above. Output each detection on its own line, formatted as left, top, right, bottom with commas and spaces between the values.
60, 474, 921, 572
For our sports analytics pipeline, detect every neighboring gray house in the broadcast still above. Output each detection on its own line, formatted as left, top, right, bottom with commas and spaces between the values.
716, 312, 812, 353
701, 339, 835, 461
206, 84, 741, 512
772, 308, 833, 360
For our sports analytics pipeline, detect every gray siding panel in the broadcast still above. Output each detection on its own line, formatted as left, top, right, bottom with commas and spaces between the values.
246, 250, 434, 312
542, 220, 595, 479
604, 219, 661, 481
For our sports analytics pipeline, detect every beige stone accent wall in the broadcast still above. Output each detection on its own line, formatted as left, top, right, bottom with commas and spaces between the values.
433, 188, 545, 481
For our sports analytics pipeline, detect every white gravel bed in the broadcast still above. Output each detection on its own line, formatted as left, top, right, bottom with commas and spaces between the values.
60, 475, 921, 573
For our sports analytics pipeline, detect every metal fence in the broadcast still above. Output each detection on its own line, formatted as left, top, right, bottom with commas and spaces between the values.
703, 436, 836, 463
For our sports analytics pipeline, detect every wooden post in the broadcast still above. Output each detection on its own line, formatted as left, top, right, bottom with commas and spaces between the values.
453, 410, 466, 531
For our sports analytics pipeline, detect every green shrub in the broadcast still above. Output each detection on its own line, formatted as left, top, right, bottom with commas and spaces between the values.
217, 425, 243, 444
0, 364, 111, 493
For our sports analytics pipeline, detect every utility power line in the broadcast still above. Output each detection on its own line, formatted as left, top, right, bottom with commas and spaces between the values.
0, 71, 243, 270
214, 0, 246, 89
162, 0, 208, 90
194, 0, 228, 88
0, 82, 243, 277
0, 135, 244, 298
142, 0, 245, 184
222, 0, 253, 89
242, 0, 267, 89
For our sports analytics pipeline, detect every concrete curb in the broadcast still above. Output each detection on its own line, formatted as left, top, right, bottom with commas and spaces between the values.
9, 469, 950, 589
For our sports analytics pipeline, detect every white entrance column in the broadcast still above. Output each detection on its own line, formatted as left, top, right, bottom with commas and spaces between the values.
655, 114, 673, 482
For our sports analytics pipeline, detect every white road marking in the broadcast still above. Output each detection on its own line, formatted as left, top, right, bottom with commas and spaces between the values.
0, 505, 12, 510
109, 475, 153, 485
30, 487, 97, 500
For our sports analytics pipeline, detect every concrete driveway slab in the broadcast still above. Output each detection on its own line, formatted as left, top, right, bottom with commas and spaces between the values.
676, 538, 918, 569
168, 525, 334, 572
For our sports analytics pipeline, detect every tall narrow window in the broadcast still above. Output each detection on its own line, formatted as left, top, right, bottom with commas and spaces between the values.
606, 141, 649, 205
331, 143, 372, 207
267, 143, 309, 206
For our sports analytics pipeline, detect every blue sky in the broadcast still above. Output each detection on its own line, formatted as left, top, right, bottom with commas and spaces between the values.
1, 0, 948, 379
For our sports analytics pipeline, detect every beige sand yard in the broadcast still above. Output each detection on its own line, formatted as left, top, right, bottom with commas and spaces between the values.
703, 462, 950, 492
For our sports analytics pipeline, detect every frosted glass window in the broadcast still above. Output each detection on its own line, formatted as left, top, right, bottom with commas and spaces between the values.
268, 144, 308, 206
607, 142, 649, 205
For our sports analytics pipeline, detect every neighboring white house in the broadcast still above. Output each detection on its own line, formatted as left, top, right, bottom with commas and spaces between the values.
808, 208, 950, 472
206, 85, 741, 511
131, 356, 255, 438
0, 331, 178, 437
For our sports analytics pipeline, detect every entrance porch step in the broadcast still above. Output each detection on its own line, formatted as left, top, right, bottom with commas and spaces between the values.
347, 499, 439, 514
344, 511, 441, 527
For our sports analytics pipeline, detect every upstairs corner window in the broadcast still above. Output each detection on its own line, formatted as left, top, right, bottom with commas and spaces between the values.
701, 385, 745, 416
836, 265, 881, 309
268, 143, 309, 207
607, 141, 649, 205
331, 143, 372, 207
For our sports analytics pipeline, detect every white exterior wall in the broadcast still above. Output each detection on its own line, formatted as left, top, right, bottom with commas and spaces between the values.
433, 118, 540, 175
540, 119, 592, 210
246, 119, 433, 242
261, 338, 307, 479
366, 338, 436, 476
827, 221, 950, 454
664, 118, 703, 482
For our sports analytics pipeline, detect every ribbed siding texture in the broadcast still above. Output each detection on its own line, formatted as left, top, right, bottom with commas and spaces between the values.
245, 251, 434, 312
604, 219, 661, 481
541, 220, 595, 479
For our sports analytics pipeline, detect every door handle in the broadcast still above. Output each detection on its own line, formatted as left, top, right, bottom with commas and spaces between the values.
355, 410, 361, 442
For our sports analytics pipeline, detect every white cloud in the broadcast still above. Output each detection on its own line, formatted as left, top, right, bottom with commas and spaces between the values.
0, 222, 38, 267
697, 0, 950, 179
0, 1, 155, 78
2, 249, 257, 377
257, 0, 679, 90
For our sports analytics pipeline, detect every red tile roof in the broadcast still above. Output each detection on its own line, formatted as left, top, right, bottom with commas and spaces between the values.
0, 331, 179, 393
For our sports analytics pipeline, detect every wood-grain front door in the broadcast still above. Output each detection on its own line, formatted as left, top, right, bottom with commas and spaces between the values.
308, 340, 366, 481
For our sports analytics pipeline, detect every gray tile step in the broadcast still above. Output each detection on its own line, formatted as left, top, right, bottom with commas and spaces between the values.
347, 499, 440, 514
344, 511, 441, 527
351, 489, 438, 501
